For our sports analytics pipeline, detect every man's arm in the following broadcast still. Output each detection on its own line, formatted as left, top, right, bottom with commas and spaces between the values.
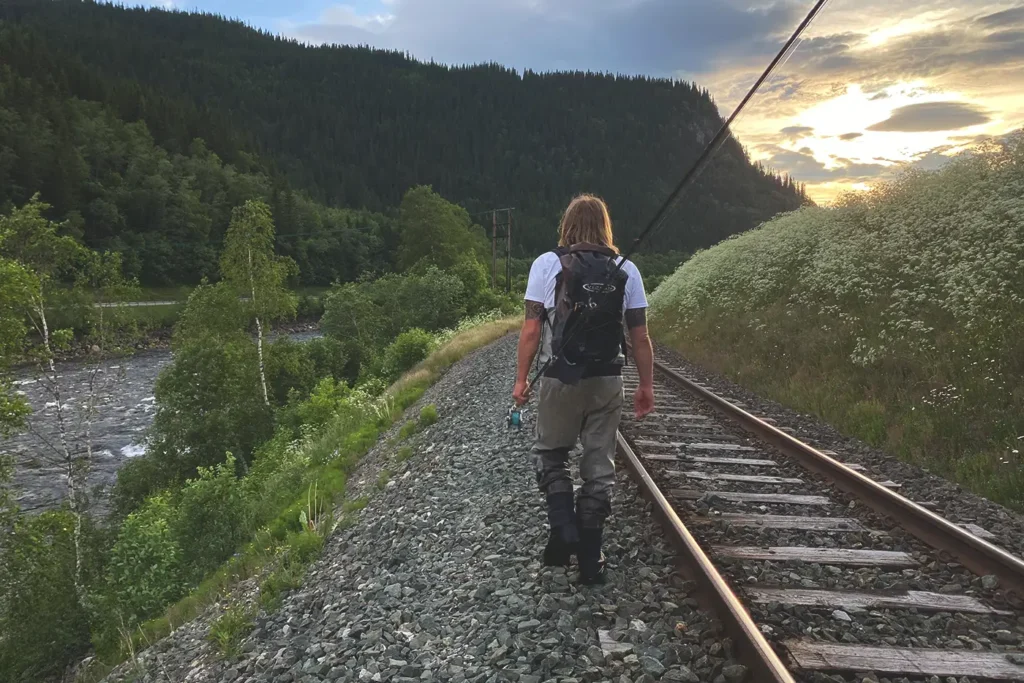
513, 300, 544, 404
626, 307, 655, 419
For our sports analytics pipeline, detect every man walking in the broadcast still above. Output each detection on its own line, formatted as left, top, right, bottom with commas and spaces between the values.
512, 194, 655, 585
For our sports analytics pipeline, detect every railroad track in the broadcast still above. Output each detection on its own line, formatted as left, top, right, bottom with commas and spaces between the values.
617, 359, 1024, 683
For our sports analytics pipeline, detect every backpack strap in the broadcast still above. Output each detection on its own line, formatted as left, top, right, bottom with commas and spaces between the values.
567, 242, 618, 258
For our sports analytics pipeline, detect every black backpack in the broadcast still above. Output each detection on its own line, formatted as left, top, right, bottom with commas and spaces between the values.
548, 243, 629, 384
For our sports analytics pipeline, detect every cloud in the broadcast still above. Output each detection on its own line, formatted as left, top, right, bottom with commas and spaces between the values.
838, 132, 863, 140
975, 5, 1024, 29
285, 0, 804, 76
781, 125, 814, 135
866, 101, 992, 132
760, 144, 887, 182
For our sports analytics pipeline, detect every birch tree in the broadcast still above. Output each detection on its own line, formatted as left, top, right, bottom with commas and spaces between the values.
0, 236, 33, 438
220, 200, 297, 406
0, 196, 138, 604
0, 196, 91, 601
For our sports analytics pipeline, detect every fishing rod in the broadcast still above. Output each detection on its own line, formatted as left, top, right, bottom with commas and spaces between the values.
508, 0, 831, 427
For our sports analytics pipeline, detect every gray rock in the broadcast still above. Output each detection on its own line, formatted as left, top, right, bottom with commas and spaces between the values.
663, 666, 700, 683
639, 657, 665, 676
721, 664, 748, 683
517, 619, 541, 633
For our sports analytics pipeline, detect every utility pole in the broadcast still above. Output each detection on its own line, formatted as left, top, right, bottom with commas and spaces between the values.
485, 207, 514, 292
505, 208, 512, 294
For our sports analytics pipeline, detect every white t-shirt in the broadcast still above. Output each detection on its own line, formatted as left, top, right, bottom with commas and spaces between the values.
524, 249, 648, 368
524, 251, 648, 311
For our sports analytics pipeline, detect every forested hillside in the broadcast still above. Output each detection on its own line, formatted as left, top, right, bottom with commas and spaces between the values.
0, 0, 806, 286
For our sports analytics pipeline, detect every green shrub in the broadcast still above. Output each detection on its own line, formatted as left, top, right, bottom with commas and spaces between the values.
148, 333, 273, 481
396, 446, 414, 462
208, 605, 253, 658
0, 512, 94, 681
305, 336, 349, 383
398, 420, 417, 440
382, 328, 435, 380
277, 376, 351, 436
104, 494, 186, 629
265, 337, 316, 405
296, 293, 325, 320
111, 452, 174, 519
258, 564, 304, 612
243, 434, 312, 531
285, 530, 324, 564
173, 455, 248, 582
418, 403, 438, 427
376, 469, 391, 490
343, 496, 369, 512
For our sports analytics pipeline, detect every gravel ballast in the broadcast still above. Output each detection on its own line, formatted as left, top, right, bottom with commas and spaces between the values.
103, 334, 745, 683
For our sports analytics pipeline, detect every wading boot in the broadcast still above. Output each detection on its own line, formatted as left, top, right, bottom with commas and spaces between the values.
577, 526, 606, 585
543, 491, 580, 566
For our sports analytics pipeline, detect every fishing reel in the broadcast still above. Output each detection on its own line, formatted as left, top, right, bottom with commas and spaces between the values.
506, 404, 527, 429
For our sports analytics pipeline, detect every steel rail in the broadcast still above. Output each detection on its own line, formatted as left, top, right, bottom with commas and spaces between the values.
649, 359, 1024, 603
616, 432, 796, 683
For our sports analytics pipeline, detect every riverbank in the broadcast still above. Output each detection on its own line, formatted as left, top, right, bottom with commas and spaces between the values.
15, 319, 321, 367
4, 321, 321, 516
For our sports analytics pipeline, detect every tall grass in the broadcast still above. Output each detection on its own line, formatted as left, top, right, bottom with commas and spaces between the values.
649, 135, 1024, 510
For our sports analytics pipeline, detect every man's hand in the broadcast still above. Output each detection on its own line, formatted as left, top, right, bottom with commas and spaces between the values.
513, 379, 531, 406
634, 384, 655, 420
514, 301, 543, 407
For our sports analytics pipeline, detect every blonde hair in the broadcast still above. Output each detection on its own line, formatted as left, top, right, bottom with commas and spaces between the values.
558, 194, 617, 253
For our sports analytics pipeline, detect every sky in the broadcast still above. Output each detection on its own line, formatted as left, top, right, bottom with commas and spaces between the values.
135, 0, 1024, 204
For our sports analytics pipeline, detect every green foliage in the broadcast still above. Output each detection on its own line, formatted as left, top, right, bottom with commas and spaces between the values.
207, 605, 253, 658
396, 446, 414, 463
394, 266, 468, 333
0, 511, 94, 682
304, 336, 349, 384
264, 337, 316, 405
376, 469, 391, 491
650, 136, 1024, 510
343, 496, 369, 513
382, 328, 435, 380
629, 250, 690, 294
257, 564, 303, 612
172, 456, 248, 583
104, 495, 186, 630
111, 452, 172, 520
398, 420, 418, 441
141, 334, 271, 488
173, 281, 249, 347
220, 199, 298, 327
396, 185, 488, 272
418, 404, 439, 428
0, 248, 32, 436
278, 377, 351, 435
321, 261, 468, 380
296, 293, 325, 320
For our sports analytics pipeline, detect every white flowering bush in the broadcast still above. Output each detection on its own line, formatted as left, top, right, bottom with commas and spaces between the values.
650, 133, 1024, 508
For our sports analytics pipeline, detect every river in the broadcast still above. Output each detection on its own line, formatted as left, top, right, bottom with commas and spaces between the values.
2, 330, 319, 517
